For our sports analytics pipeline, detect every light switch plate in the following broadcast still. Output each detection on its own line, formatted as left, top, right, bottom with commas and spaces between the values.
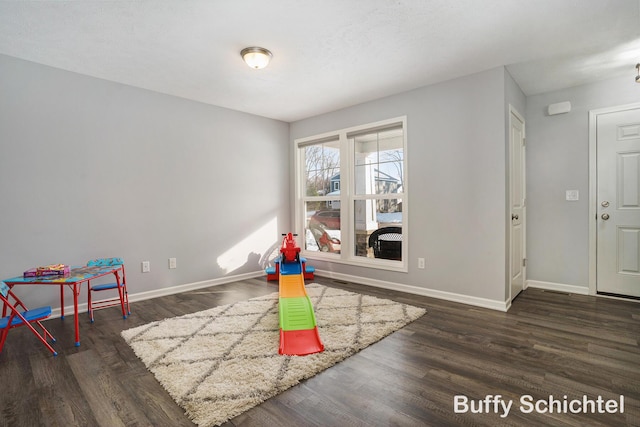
566, 190, 579, 201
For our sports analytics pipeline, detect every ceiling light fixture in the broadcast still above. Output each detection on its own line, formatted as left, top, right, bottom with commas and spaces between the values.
241, 47, 272, 69
636, 63, 640, 83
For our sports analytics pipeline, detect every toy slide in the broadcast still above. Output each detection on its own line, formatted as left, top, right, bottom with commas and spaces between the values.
277, 233, 324, 356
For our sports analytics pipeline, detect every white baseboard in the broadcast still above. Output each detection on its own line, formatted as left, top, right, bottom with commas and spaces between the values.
525, 280, 589, 295
315, 270, 509, 312
50, 270, 265, 319
127, 271, 265, 303
46, 271, 624, 321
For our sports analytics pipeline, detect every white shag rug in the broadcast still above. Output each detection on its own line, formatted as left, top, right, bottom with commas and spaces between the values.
121, 283, 426, 426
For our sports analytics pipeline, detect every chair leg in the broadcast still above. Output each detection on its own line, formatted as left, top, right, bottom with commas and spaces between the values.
87, 283, 131, 322
22, 320, 57, 356
0, 329, 8, 352
118, 285, 127, 319
88, 287, 95, 323
36, 321, 56, 343
123, 284, 131, 315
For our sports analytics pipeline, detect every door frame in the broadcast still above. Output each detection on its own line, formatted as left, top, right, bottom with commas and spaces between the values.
508, 105, 526, 302
588, 102, 640, 295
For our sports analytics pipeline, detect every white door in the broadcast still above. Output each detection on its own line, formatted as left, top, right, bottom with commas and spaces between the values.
597, 107, 640, 297
509, 108, 526, 300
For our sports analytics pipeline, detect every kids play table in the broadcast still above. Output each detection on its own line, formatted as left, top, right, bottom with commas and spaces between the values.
3, 264, 124, 347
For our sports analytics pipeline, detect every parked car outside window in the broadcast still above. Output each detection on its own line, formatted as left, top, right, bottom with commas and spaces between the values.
309, 210, 340, 229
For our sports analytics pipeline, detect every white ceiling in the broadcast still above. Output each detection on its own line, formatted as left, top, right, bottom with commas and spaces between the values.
1, 0, 639, 122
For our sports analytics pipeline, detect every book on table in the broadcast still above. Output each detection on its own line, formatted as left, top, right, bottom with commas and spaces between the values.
23, 264, 70, 278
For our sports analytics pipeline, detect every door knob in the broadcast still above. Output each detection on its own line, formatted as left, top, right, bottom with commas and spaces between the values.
601, 213, 610, 220
601, 201, 610, 208
511, 214, 519, 220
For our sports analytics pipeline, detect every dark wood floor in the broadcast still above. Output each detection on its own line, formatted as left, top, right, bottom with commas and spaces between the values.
1, 276, 638, 427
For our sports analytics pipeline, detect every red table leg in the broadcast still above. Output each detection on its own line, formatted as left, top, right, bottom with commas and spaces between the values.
73, 283, 80, 347
60, 286, 65, 319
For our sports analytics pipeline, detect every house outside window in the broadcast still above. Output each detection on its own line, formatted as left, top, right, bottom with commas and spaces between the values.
295, 117, 407, 271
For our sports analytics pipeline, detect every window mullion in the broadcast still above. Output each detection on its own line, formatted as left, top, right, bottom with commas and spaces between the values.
340, 132, 351, 260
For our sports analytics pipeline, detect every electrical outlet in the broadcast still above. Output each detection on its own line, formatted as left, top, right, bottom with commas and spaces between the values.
141, 261, 150, 273
169, 258, 177, 269
418, 257, 425, 269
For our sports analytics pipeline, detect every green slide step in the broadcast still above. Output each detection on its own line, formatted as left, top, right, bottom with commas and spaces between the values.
279, 296, 317, 331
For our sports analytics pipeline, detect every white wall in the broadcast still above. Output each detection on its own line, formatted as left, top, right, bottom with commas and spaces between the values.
9, 47, 623, 312
291, 67, 510, 306
526, 75, 639, 290
0, 54, 290, 310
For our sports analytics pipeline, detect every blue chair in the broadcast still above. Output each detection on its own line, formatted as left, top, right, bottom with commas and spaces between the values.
86, 257, 130, 323
0, 282, 57, 356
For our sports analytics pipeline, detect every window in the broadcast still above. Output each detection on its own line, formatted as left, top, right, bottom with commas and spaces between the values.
296, 117, 407, 270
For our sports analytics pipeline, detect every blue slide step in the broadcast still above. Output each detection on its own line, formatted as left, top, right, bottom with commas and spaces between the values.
280, 260, 302, 275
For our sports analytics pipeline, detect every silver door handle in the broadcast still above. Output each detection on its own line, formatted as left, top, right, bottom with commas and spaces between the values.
601, 213, 610, 220
601, 201, 610, 207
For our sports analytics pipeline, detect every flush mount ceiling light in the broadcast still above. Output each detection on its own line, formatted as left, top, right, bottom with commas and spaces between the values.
241, 47, 273, 69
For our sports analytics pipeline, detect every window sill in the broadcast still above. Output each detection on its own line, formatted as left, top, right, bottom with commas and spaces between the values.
301, 251, 408, 273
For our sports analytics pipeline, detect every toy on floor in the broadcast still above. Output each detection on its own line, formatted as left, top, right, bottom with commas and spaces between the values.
275, 233, 324, 356
265, 233, 315, 281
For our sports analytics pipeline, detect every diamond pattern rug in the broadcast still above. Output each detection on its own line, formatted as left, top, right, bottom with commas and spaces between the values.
121, 283, 426, 426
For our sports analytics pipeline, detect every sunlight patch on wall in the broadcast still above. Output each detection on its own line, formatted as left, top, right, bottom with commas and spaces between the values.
217, 217, 278, 274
